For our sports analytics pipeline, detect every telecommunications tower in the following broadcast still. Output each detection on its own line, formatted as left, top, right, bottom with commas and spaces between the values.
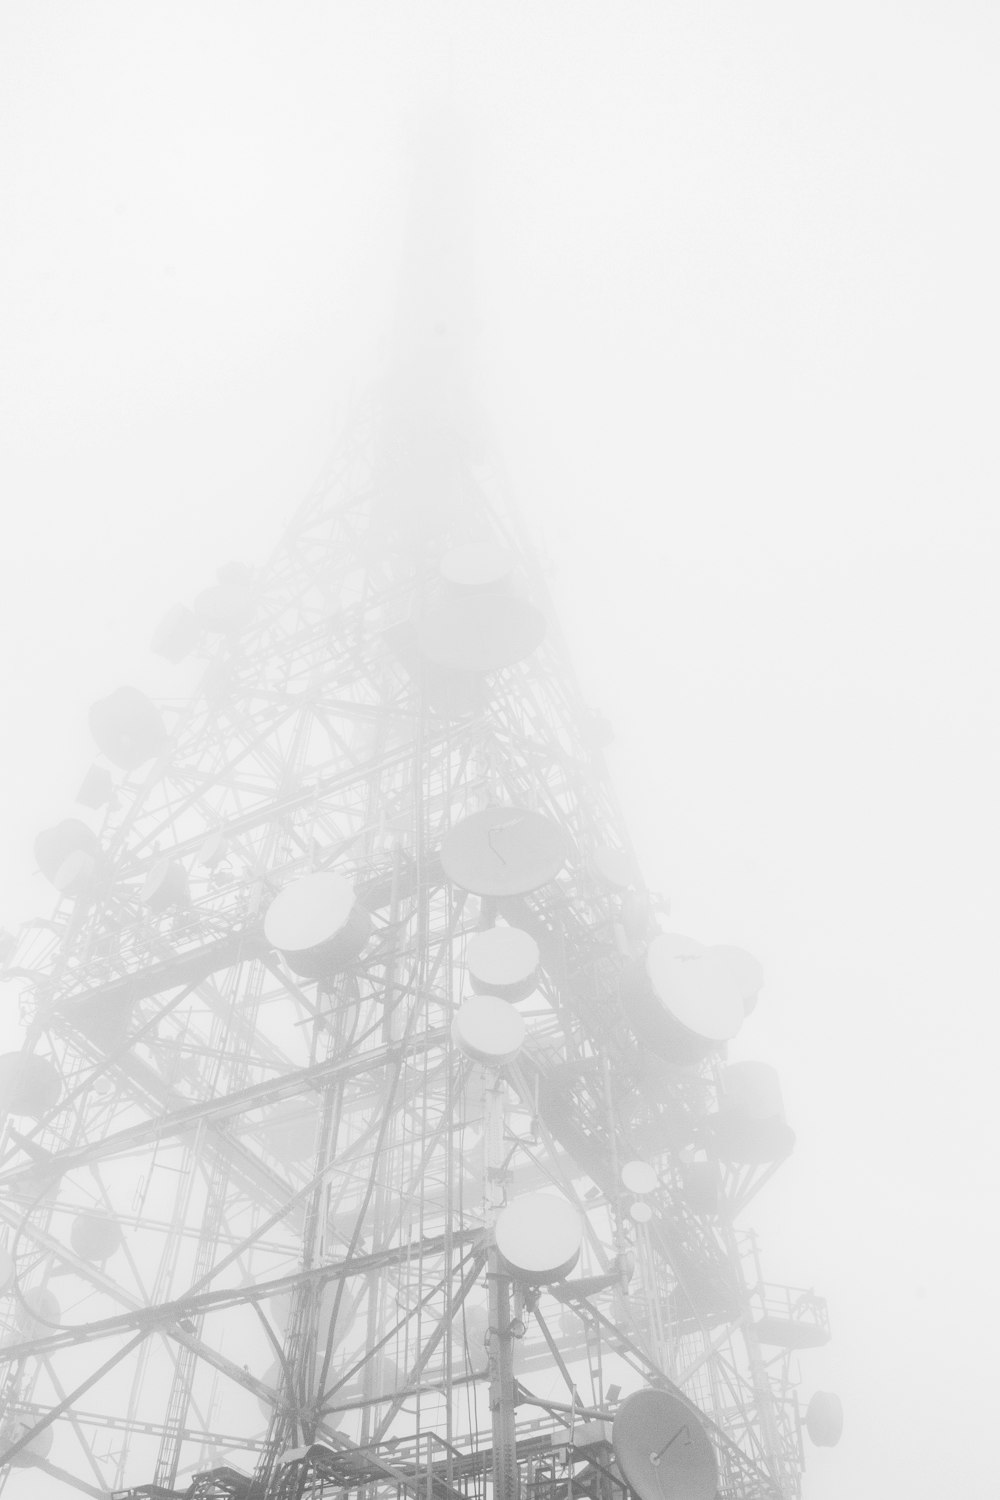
0, 125, 841, 1499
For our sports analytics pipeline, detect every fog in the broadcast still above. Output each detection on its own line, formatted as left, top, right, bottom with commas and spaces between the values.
1, 5, 997, 1497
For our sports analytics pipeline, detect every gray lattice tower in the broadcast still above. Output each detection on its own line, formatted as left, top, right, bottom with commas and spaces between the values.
0, 125, 836, 1500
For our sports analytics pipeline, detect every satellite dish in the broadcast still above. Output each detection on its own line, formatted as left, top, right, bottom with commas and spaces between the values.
621, 1160, 658, 1195
452, 995, 526, 1066
495, 1193, 582, 1282
150, 602, 201, 663
70, 1211, 122, 1264
0, 1054, 61, 1120
612, 1388, 717, 1500
441, 807, 570, 897
4, 1418, 54, 1467
76, 764, 114, 810
467, 925, 540, 1000
645, 942, 745, 1033
704, 945, 764, 1014
52, 849, 98, 898
89, 687, 167, 771
34, 820, 97, 885
198, 831, 228, 868
440, 541, 515, 590
264, 872, 371, 978
14, 1287, 61, 1337
265, 872, 355, 951
805, 1391, 843, 1447
625, 938, 744, 1063
141, 858, 189, 912
194, 580, 254, 632
423, 669, 486, 721
416, 594, 546, 673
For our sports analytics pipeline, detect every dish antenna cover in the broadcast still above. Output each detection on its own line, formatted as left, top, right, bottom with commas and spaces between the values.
495, 1192, 583, 1282
612, 1388, 717, 1500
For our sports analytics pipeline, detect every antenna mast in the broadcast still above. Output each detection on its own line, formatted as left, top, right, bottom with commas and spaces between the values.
0, 112, 841, 1500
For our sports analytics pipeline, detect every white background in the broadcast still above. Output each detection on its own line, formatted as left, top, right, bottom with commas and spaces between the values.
1, 5, 998, 1497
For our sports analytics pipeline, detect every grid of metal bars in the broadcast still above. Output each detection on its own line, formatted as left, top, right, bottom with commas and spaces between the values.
0, 396, 823, 1500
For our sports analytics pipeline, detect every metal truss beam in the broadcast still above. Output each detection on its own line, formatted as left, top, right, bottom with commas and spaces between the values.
0, 1230, 482, 1365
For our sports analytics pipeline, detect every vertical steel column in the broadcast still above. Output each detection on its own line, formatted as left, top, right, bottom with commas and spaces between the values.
483, 1075, 518, 1500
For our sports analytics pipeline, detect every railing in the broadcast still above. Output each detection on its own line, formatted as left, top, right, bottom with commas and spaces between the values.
752, 1283, 831, 1349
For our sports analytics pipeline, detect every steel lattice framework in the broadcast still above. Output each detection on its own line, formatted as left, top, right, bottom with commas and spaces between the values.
0, 135, 831, 1500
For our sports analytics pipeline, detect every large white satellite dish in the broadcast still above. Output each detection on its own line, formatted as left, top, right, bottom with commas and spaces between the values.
704, 944, 764, 1013
467, 925, 540, 998
644, 938, 744, 1042
452, 995, 526, 1066
264, 872, 369, 977
441, 807, 569, 897
621, 1160, 659, 1195
495, 1193, 583, 1281
612, 1388, 717, 1500
264, 872, 355, 952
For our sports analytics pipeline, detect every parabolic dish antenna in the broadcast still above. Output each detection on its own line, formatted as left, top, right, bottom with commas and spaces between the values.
705, 944, 764, 1013
621, 1160, 658, 1195
645, 939, 744, 1043
612, 1388, 718, 1500
17, 1287, 61, 1334
805, 1391, 844, 1447
6, 1420, 53, 1467
495, 1193, 583, 1282
34, 819, 96, 885
424, 669, 485, 721
264, 872, 356, 954
88, 686, 166, 771
440, 541, 515, 590
193, 580, 253, 631
441, 807, 569, 897
452, 995, 526, 1066
467, 925, 540, 996
0, 1054, 61, 1120
197, 831, 228, 868
141, 857, 188, 911
416, 594, 546, 673
70, 1211, 122, 1264
52, 850, 97, 897
263, 871, 372, 978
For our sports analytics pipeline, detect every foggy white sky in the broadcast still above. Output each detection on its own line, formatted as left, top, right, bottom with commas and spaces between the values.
1, 5, 998, 1497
